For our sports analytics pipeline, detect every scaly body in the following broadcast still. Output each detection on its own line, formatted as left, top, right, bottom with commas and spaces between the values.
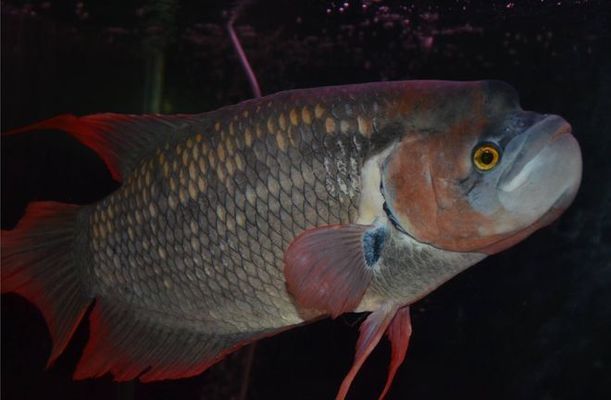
88, 85, 371, 334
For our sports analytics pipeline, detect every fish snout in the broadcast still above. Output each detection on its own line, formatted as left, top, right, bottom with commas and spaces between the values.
498, 115, 582, 223
544, 128, 583, 211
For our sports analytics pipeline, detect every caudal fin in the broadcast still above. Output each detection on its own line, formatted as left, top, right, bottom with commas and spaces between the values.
1, 201, 92, 365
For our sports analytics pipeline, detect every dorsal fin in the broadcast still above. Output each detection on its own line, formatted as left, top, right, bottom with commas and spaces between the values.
4, 113, 203, 182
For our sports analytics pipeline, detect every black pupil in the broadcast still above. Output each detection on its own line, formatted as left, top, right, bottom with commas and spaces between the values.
480, 150, 494, 165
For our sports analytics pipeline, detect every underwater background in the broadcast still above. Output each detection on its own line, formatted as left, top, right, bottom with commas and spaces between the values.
1, 1, 610, 399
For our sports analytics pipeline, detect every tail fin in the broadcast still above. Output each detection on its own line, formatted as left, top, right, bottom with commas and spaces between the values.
1, 201, 92, 365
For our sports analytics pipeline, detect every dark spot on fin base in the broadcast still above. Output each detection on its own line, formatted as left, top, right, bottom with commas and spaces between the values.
362, 225, 387, 266
284, 224, 382, 318
1, 201, 91, 365
3, 113, 202, 182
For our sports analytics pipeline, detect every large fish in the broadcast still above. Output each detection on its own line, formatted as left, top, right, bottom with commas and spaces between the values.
1, 80, 582, 399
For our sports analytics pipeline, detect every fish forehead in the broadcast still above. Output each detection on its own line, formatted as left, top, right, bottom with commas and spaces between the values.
217, 80, 515, 136
392, 81, 517, 134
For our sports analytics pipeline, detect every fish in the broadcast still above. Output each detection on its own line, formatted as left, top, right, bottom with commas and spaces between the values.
1, 80, 582, 399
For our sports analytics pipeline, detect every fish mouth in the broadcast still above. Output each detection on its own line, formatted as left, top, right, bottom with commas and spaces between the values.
498, 114, 582, 221
499, 115, 573, 192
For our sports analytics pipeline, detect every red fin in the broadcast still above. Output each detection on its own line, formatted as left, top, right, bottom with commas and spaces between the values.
336, 303, 398, 400
1, 202, 91, 365
4, 113, 198, 182
379, 306, 412, 400
284, 224, 378, 318
74, 300, 272, 382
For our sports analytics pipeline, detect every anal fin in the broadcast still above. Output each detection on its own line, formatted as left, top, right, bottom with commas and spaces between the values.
74, 300, 265, 382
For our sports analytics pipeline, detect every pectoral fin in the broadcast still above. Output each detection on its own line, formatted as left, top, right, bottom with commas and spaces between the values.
284, 224, 410, 399
284, 224, 386, 318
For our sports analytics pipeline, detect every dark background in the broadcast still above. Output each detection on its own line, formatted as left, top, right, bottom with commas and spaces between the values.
2, 1, 610, 399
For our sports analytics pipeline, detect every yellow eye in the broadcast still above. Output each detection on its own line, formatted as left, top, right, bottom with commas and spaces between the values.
473, 144, 501, 171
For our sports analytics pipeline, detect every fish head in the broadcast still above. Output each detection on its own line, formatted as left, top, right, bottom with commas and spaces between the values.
380, 80, 582, 254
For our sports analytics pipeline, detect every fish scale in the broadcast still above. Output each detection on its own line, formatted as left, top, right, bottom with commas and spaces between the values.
89, 96, 369, 334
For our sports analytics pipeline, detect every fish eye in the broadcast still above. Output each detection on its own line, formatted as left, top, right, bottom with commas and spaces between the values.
472, 143, 501, 171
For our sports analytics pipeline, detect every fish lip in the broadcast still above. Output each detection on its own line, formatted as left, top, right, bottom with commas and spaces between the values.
499, 115, 573, 193
497, 114, 582, 228
542, 132, 583, 212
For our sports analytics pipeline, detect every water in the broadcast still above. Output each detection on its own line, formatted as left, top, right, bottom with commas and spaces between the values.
2, 1, 610, 399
